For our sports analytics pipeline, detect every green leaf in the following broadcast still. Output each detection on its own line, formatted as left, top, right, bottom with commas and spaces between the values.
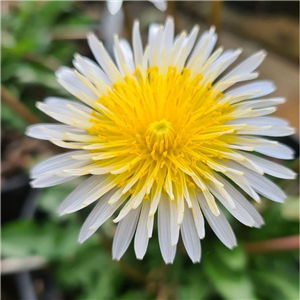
204, 258, 256, 300
55, 244, 111, 290
252, 271, 299, 300
281, 196, 300, 221
1, 220, 56, 258
117, 290, 151, 300
203, 245, 256, 300
1, 217, 86, 260
36, 182, 79, 218
15, 64, 58, 89
1, 103, 27, 130
178, 267, 211, 300
216, 245, 247, 272
79, 266, 122, 300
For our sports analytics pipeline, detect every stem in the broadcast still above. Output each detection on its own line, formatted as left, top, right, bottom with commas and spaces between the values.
210, 1, 222, 33
156, 264, 167, 300
119, 260, 147, 285
24, 54, 61, 71
167, 1, 178, 34
122, 2, 132, 41
52, 27, 91, 41
1, 85, 41, 125
98, 229, 147, 285
244, 235, 299, 254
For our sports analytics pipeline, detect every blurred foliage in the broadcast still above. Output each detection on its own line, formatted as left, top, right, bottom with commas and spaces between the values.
1, 2, 299, 300
2, 182, 299, 300
1, 1, 94, 129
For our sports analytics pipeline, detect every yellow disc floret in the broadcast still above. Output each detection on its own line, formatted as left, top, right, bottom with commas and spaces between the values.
87, 66, 233, 218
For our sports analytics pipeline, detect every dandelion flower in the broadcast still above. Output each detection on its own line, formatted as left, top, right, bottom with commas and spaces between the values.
107, 0, 167, 15
27, 17, 296, 264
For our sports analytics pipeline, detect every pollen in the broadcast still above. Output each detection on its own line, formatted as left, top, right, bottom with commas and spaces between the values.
145, 119, 174, 153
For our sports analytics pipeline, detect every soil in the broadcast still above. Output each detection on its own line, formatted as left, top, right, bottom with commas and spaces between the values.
1, 128, 56, 187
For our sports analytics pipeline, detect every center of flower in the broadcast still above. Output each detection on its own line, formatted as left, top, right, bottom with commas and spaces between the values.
150, 119, 171, 134
145, 119, 175, 157
89, 66, 233, 169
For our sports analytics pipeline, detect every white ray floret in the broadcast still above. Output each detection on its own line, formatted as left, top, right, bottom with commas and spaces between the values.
107, 0, 167, 15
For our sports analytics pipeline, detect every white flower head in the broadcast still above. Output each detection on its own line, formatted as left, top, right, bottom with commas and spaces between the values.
27, 17, 296, 264
107, 0, 167, 15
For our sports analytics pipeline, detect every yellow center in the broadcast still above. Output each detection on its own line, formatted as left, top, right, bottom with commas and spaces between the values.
145, 119, 175, 158
87, 66, 234, 214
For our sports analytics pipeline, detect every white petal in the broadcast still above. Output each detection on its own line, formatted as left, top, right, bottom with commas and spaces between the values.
149, 0, 167, 11
232, 136, 294, 159
161, 17, 174, 54
208, 181, 255, 227
87, 33, 123, 82
44, 97, 92, 114
230, 107, 276, 119
26, 124, 93, 142
170, 200, 180, 245
132, 20, 143, 67
244, 172, 286, 203
220, 50, 267, 82
149, 25, 163, 66
232, 98, 286, 110
181, 205, 201, 263
58, 175, 112, 215
26, 124, 83, 140
78, 188, 124, 243
190, 194, 205, 239
226, 161, 286, 203
30, 150, 89, 178
73, 55, 112, 86
107, 0, 123, 15
225, 80, 276, 100
113, 196, 137, 223
172, 26, 199, 72
158, 193, 176, 264
237, 126, 294, 137
197, 47, 223, 77
187, 27, 217, 69
225, 170, 260, 202
227, 116, 289, 127
55, 67, 98, 99
49, 139, 87, 150
148, 23, 160, 50
42, 97, 97, 126
183, 25, 199, 54
30, 174, 77, 188
112, 206, 140, 260
168, 31, 187, 67
119, 38, 135, 72
32, 158, 89, 183
212, 72, 259, 94
253, 142, 294, 159
134, 200, 151, 259
36, 102, 90, 129
206, 49, 242, 81
113, 36, 132, 76
241, 152, 296, 179
198, 193, 237, 249
102, 1, 124, 55
147, 215, 154, 238
217, 176, 264, 228
230, 152, 264, 174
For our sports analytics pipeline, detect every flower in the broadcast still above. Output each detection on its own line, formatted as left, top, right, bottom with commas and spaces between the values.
107, 0, 167, 15
27, 17, 296, 264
